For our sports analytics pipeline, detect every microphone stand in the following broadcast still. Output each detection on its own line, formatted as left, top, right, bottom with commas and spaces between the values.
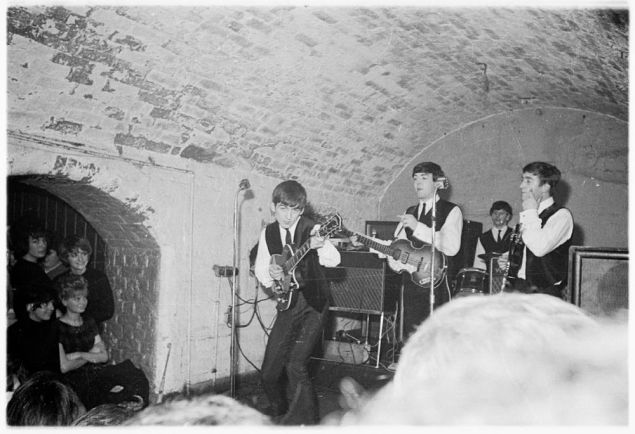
428, 177, 449, 315
429, 189, 439, 316
230, 179, 249, 398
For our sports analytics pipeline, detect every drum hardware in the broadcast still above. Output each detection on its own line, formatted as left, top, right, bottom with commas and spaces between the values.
454, 267, 489, 298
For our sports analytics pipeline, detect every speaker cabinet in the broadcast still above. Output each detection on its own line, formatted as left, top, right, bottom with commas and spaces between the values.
568, 246, 628, 316
325, 251, 400, 314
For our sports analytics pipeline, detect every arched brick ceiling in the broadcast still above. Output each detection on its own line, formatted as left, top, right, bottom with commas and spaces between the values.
7, 6, 628, 197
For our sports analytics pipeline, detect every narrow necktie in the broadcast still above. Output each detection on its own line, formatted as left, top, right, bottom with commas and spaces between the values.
285, 229, 292, 245
497, 230, 502, 242
419, 203, 426, 220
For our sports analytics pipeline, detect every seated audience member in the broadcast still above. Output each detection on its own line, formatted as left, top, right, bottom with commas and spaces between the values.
7, 286, 61, 386
42, 233, 68, 280
72, 403, 136, 426
124, 394, 272, 425
56, 274, 149, 410
7, 371, 86, 426
332, 293, 627, 425
57, 235, 114, 328
9, 222, 56, 322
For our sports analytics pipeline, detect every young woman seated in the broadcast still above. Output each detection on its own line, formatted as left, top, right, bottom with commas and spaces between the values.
56, 274, 149, 410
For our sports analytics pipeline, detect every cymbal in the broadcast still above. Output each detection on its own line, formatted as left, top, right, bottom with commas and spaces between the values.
478, 252, 503, 260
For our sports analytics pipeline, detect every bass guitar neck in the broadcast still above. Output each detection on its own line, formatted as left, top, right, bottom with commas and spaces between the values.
341, 228, 447, 289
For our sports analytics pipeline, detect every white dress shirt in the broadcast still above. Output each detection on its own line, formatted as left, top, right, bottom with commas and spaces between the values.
254, 220, 341, 289
517, 197, 573, 280
394, 195, 463, 256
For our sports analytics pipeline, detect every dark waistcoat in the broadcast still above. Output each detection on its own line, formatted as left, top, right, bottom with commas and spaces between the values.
525, 203, 572, 289
404, 199, 457, 250
480, 227, 513, 254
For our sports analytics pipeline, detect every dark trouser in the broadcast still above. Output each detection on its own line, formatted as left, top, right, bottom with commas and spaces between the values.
261, 291, 328, 425
64, 359, 149, 410
401, 278, 450, 342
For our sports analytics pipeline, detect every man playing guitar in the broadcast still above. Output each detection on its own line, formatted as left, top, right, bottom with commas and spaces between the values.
350, 162, 462, 343
393, 162, 462, 339
254, 180, 340, 425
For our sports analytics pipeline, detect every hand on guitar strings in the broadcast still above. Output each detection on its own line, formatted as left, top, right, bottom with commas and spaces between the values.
348, 234, 364, 247
309, 225, 326, 250
268, 263, 284, 280
397, 213, 418, 230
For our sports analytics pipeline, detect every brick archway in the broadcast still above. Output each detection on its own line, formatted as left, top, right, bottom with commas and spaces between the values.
8, 175, 160, 390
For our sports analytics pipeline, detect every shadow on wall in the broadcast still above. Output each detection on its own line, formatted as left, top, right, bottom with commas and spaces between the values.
571, 224, 585, 247
554, 179, 571, 207
554, 180, 584, 246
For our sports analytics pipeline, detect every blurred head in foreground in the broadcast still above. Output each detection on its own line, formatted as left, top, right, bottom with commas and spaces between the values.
123, 393, 272, 425
7, 371, 85, 426
333, 293, 628, 425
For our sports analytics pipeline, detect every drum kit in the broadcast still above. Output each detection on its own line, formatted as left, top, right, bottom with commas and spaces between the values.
453, 252, 507, 298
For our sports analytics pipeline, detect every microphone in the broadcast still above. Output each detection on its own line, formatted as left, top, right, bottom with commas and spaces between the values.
436, 177, 449, 190
239, 179, 250, 190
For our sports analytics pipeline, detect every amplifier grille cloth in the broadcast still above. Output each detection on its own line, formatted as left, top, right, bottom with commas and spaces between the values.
330, 267, 384, 313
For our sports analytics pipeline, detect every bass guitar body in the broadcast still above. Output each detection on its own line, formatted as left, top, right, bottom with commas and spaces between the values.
270, 245, 300, 311
385, 239, 447, 289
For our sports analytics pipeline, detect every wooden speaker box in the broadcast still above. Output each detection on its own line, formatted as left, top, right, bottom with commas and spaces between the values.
568, 246, 628, 316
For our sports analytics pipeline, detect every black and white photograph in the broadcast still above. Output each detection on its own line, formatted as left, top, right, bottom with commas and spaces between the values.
3, 0, 629, 428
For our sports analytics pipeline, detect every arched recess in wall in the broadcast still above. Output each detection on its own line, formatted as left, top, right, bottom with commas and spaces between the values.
6, 175, 161, 388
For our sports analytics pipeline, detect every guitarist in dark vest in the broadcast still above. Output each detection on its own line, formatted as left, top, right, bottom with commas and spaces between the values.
254, 180, 340, 425
514, 161, 573, 297
395, 162, 462, 340
473, 200, 514, 271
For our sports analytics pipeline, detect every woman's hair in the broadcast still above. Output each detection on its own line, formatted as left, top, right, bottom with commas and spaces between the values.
59, 235, 93, 263
56, 274, 89, 301
23, 286, 55, 310
7, 371, 86, 426
11, 222, 48, 258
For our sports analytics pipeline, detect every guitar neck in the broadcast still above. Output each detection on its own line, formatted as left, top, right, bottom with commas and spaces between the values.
342, 229, 392, 255
283, 215, 341, 271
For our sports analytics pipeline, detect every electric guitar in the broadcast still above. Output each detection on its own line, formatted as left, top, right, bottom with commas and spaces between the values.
340, 228, 447, 289
498, 223, 524, 293
271, 213, 342, 311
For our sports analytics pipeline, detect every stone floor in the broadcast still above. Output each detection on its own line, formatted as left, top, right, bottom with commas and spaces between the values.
231, 345, 397, 423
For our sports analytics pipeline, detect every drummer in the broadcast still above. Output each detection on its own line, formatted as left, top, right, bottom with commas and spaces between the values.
473, 201, 513, 271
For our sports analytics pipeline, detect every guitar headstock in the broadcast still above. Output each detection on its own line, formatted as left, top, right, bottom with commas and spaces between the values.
318, 213, 342, 238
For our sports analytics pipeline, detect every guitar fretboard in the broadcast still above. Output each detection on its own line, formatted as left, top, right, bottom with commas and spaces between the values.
283, 217, 341, 271
341, 229, 392, 255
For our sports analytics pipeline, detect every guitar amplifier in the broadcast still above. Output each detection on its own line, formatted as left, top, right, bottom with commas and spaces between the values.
325, 251, 400, 314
